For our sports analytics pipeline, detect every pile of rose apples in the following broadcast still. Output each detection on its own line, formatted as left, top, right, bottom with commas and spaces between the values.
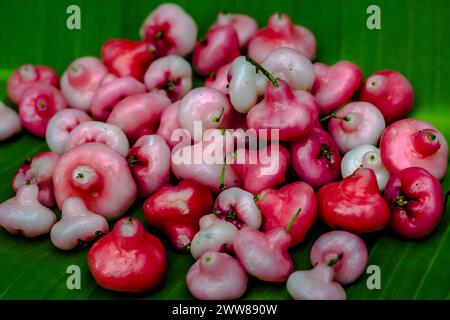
0, 3, 448, 300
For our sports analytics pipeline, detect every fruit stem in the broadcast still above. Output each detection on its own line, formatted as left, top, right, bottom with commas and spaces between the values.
319, 104, 348, 122
395, 195, 409, 208
328, 252, 344, 267
285, 208, 302, 233
219, 156, 227, 190
417, 130, 437, 141
245, 56, 279, 87
212, 106, 225, 123
320, 144, 332, 162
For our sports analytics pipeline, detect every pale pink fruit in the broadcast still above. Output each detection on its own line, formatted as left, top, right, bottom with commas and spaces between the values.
45, 109, 92, 153
90, 76, 146, 121
64, 121, 129, 157
107, 91, 171, 143
12, 151, 60, 207
212, 12, 258, 48
127, 135, 171, 198
287, 263, 346, 300
310, 231, 368, 285
248, 13, 316, 63
50, 197, 109, 250
19, 83, 67, 138
144, 55, 192, 101
140, 3, 197, 57
328, 101, 385, 153
52, 143, 137, 220
0, 101, 21, 141
187, 251, 248, 300
7, 64, 58, 105
156, 101, 191, 149
0, 184, 56, 238
204, 63, 231, 95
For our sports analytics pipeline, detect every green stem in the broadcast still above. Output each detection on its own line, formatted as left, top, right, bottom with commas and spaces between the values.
285, 208, 302, 233
245, 56, 279, 87
417, 130, 437, 141
319, 104, 348, 122
212, 107, 225, 123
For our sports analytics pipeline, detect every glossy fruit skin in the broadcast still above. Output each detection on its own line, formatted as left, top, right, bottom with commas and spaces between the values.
312, 61, 363, 116
0, 102, 22, 141
7, 64, 58, 105
193, 25, 241, 77
60, 57, 108, 111
140, 3, 197, 57
328, 101, 386, 153
246, 79, 319, 141
204, 63, 231, 95
156, 101, 190, 149
360, 70, 414, 123
212, 13, 258, 48
287, 263, 346, 300
231, 145, 290, 195
380, 119, 448, 180
248, 13, 316, 63
101, 39, 155, 82
384, 167, 444, 239
291, 127, 341, 189
127, 135, 171, 198
53, 143, 137, 220
143, 180, 214, 251
12, 151, 60, 207
257, 182, 317, 247
19, 83, 67, 138
106, 91, 171, 144
187, 251, 248, 300
310, 231, 368, 285
45, 109, 92, 154
233, 227, 293, 282
317, 168, 390, 234
88, 217, 167, 293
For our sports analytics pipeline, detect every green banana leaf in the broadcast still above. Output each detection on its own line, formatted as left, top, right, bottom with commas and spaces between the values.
0, 0, 449, 300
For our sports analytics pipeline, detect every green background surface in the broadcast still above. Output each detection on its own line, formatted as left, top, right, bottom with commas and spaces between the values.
0, 0, 449, 299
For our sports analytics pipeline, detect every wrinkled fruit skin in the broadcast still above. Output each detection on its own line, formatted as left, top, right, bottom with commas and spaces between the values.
233, 227, 293, 282
317, 168, 390, 233
257, 181, 317, 247
310, 231, 368, 285
19, 83, 67, 138
60, 57, 108, 111
341, 145, 390, 192
193, 25, 240, 77
231, 145, 290, 195
12, 151, 60, 207
45, 109, 92, 154
360, 70, 414, 123
88, 217, 167, 293
292, 127, 341, 189
187, 251, 248, 300
312, 61, 363, 116
143, 180, 213, 251
107, 91, 171, 143
0, 184, 56, 238
0, 102, 22, 141
7, 64, 58, 105
50, 197, 109, 250
248, 13, 316, 63
384, 167, 444, 239
287, 263, 346, 300
246, 79, 319, 141
190, 214, 238, 259
53, 142, 137, 220
127, 134, 171, 198
101, 39, 155, 82
380, 118, 449, 180
140, 3, 197, 57
328, 101, 385, 153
